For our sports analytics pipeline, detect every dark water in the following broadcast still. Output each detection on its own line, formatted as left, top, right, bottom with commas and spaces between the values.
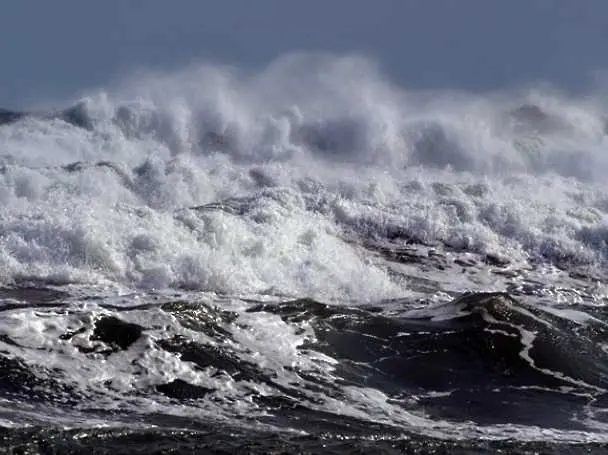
0, 282, 607, 454
2, 426, 607, 455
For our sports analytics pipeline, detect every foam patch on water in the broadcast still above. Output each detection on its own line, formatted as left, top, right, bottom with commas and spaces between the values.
0, 292, 606, 443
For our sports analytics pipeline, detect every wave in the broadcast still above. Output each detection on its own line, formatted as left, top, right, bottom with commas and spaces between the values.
0, 103, 93, 130
0, 289, 606, 443
5, 55, 608, 175
1, 54, 608, 296
250, 292, 608, 428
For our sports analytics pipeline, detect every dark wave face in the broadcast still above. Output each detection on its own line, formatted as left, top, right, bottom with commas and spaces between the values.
0, 282, 607, 453
247, 293, 608, 429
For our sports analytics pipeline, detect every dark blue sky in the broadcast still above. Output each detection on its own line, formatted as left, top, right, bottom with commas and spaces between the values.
1, 1, 608, 108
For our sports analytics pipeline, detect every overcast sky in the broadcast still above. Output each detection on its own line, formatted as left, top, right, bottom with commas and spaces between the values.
1, 1, 608, 108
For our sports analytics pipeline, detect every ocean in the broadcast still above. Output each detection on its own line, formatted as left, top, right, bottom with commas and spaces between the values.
0, 55, 607, 454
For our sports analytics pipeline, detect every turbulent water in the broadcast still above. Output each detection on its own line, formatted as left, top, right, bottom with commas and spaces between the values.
1, 55, 608, 453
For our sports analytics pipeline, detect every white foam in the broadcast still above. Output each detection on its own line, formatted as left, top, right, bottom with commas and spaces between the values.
1, 54, 608, 299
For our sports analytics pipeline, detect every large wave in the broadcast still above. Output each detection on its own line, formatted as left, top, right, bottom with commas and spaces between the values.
1, 54, 608, 299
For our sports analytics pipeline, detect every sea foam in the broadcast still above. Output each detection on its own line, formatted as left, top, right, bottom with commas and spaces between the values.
1, 54, 608, 300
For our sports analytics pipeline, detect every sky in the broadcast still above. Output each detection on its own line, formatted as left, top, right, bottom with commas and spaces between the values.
1, 1, 608, 108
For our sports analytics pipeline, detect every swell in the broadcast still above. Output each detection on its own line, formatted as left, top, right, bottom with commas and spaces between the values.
0, 289, 606, 437
250, 292, 608, 428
